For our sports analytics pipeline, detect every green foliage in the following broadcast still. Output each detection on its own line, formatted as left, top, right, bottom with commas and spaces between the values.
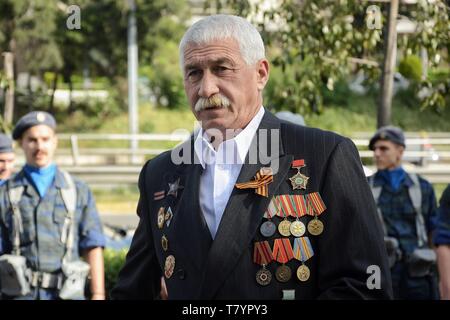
399, 55, 422, 81
228, 0, 449, 114
103, 248, 128, 299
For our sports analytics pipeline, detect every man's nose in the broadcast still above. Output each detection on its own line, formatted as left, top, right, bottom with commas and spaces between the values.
198, 70, 219, 98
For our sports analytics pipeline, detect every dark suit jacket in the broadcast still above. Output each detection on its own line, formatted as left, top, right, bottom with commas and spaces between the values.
111, 110, 393, 300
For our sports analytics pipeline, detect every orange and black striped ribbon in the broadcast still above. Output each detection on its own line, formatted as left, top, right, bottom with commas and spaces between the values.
272, 238, 294, 264
235, 167, 273, 197
253, 241, 273, 266
307, 192, 327, 215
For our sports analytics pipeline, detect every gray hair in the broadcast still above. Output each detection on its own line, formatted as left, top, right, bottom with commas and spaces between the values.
179, 14, 266, 69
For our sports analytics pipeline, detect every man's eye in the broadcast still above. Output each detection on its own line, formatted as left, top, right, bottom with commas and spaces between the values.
214, 66, 229, 73
187, 70, 201, 78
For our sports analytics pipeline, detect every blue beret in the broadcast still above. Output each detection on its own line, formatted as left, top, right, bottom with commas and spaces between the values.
369, 126, 406, 150
12, 111, 56, 140
0, 134, 13, 153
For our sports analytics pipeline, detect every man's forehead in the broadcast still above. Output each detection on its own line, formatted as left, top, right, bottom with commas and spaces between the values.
0, 152, 14, 159
183, 39, 242, 66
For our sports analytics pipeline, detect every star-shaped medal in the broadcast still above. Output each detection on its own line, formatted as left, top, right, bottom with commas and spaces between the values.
289, 171, 309, 190
167, 178, 184, 198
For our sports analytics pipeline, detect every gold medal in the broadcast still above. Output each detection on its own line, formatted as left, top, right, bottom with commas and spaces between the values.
164, 255, 175, 279
296, 264, 310, 282
256, 267, 272, 286
161, 235, 168, 251
278, 219, 292, 237
307, 218, 324, 236
157, 207, 165, 229
290, 220, 306, 237
275, 265, 292, 283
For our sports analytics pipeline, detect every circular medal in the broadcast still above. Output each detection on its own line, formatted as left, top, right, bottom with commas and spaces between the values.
307, 218, 324, 236
275, 265, 292, 283
278, 219, 292, 237
164, 255, 175, 279
296, 264, 310, 282
290, 220, 306, 237
260, 221, 276, 237
256, 268, 272, 286
161, 235, 168, 251
157, 207, 165, 229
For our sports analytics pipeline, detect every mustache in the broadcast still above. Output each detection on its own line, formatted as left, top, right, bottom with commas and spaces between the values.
194, 94, 230, 112
33, 150, 47, 157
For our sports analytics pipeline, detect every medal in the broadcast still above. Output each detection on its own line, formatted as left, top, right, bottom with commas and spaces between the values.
307, 217, 324, 236
276, 196, 292, 236
273, 238, 294, 283
290, 220, 306, 237
168, 178, 184, 198
256, 266, 272, 286
278, 219, 291, 237
293, 237, 314, 282
161, 234, 168, 251
296, 264, 311, 282
289, 195, 306, 237
165, 207, 173, 227
261, 197, 279, 237
157, 207, 165, 229
253, 241, 274, 286
289, 159, 309, 190
260, 221, 276, 237
275, 264, 292, 282
305, 193, 326, 236
164, 255, 175, 279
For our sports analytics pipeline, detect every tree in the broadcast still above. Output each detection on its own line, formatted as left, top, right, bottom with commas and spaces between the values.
219, 0, 449, 115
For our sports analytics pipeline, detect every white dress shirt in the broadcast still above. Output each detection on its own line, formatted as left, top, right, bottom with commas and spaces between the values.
194, 107, 265, 239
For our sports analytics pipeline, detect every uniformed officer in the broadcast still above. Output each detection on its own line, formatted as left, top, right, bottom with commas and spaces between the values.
433, 184, 450, 299
0, 134, 15, 186
368, 126, 439, 299
0, 111, 106, 300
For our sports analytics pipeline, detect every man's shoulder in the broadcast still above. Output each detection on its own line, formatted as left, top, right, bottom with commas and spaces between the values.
279, 121, 349, 152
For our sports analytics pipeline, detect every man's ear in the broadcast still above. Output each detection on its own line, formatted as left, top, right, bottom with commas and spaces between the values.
256, 59, 269, 91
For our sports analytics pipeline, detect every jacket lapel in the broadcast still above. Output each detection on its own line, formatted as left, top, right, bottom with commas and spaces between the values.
172, 148, 213, 271
199, 111, 293, 299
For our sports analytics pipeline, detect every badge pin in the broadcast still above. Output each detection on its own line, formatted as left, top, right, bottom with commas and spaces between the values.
161, 235, 168, 251
164, 255, 176, 279
157, 207, 165, 229
164, 207, 173, 227
168, 178, 184, 198
289, 159, 309, 190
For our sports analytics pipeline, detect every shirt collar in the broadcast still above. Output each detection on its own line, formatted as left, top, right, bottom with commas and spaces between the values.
194, 106, 265, 169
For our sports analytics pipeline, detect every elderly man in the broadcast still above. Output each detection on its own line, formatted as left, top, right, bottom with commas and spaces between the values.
112, 14, 392, 300
368, 126, 439, 299
0, 111, 105, 300
0, 134, 15, 186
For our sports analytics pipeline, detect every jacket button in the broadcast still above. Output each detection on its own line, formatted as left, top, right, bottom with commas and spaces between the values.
177, 269, 185, 280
